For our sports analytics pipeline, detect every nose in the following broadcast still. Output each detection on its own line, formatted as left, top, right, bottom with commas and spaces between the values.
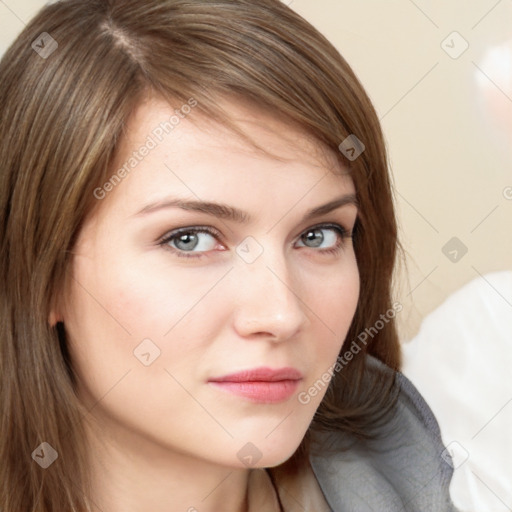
231, 248, 309, 342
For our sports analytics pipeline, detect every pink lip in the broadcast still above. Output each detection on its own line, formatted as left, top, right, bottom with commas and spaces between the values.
208, 367, 303, 403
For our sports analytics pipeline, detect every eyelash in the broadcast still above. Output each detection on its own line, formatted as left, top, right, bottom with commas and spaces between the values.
158, 223, 353, 260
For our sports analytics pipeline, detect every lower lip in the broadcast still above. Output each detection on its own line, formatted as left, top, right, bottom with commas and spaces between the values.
209, 380, 300, 403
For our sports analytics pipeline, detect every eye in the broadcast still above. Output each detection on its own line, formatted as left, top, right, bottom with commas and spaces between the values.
296, 223, 351, 255
158, 223, 352, 260
159, 226, 221, 258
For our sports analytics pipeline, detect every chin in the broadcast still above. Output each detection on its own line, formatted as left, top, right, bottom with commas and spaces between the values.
226, 427, 307, 470
256, 449, 301, 469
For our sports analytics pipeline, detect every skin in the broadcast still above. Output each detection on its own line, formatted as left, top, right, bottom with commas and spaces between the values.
53, 96, 360, 512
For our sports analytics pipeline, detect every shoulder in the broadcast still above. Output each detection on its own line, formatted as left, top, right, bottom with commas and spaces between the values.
309, 355, 458, 511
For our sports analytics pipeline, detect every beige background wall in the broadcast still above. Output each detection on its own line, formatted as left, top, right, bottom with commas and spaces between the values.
1, 0, 511, 341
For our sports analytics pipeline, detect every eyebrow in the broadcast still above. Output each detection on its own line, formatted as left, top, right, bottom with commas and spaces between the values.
134, 193, 358, 224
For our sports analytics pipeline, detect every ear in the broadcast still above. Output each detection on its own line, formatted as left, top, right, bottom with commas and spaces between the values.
48, 285, 67, 327
48, 309, 62, 327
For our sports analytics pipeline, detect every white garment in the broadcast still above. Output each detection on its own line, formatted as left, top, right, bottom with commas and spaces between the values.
402, 270, 512, 512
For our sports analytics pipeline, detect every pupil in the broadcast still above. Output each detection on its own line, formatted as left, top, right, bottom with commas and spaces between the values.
306, 229, 323, 247
177, 233, 197, 250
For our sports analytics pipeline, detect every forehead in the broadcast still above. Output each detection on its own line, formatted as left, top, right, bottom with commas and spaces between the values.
95, 95, 355, 219
121, 94, 347, 173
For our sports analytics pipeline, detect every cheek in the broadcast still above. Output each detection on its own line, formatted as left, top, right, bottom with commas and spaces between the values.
63, 250, 231, 385
62, 253, 221, 435
315, 254, 360, 340
299, 257, 360, 402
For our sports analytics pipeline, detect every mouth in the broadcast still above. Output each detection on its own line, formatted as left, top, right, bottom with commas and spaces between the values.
208, 367, 303, 404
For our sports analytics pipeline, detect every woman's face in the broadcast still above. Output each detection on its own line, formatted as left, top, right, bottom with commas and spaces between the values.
59, 96, 360, 469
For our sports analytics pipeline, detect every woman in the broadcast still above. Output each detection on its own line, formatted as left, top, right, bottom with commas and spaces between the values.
0, 0, 456, 510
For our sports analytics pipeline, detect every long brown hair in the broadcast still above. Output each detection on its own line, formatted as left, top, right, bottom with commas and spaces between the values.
0, 0, 401, 509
